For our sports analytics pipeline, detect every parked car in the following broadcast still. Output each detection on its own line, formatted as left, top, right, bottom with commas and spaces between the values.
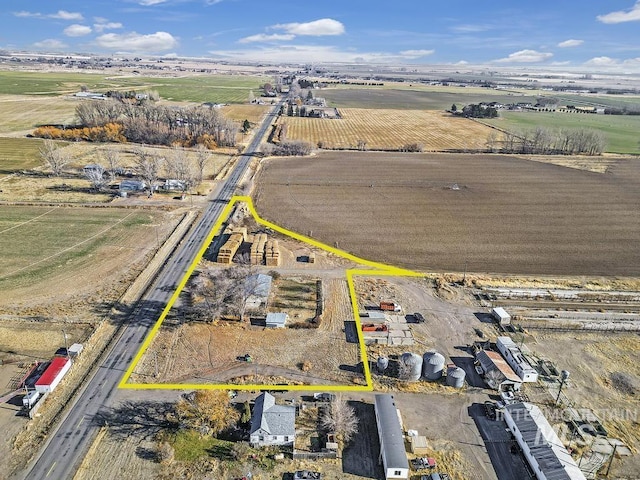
413, 312, 425, 323
484, 401, 497, 420
411, 457, 436, 470
422, 474, 450, 480
293, 470, 321, 479
313, 392, 336, 402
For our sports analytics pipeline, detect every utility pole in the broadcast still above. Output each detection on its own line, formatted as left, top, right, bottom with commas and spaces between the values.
605, 443, 618, 477
556, 370, 570, 405
61, 329, 69, 358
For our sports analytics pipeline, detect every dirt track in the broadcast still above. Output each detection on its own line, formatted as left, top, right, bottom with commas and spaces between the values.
254, 152, 640, 277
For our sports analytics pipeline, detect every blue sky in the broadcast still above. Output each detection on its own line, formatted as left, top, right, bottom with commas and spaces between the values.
2, 1, 640, 69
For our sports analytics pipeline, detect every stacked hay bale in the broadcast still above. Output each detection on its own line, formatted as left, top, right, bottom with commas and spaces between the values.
217, 226, 247, 264
265, 239, 281, 266
251, 233, 268, 265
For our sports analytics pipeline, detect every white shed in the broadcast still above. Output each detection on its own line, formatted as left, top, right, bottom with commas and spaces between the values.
265, 312, 288, 328
492, 307, 511, 325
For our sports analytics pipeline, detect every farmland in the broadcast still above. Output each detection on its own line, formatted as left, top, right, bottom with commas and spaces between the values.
0, 71, 268, 104
0, 205, 178, 308
0, 95, 78, 135
254, 151, 640, 277
483, 110, 640, 154
278, 109, 496, 151
0, 138, 44, 174
319, 86, 538, 110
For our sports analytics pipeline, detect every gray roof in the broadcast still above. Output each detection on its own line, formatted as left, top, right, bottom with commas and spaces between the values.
266, 312, 287, 326
246, 274, 272, 299
505, 402, 586, 480
250, 392, 295, 437
374, 394, 409, 471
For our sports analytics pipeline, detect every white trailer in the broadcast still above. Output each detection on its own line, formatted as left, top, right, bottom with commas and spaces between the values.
491, 307, 511, 326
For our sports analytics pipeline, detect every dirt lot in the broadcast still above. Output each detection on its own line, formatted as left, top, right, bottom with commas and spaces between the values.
254, 151, 640, 277
278, 108, 495, 151
130, 273, 361, 386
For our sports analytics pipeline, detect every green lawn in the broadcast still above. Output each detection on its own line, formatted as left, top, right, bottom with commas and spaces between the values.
483, 111, 640, 154
0, 138, 44, 174
171, 430, 234, 462
0, 71, 269, 103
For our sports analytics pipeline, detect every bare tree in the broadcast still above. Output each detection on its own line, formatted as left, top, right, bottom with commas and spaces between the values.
356, 139, 367, 151
102, 147, 121, 182
175, 391, 239, 436
85, 164, 107, 191
39, 139, 70, 176
166, 146, 196, 195
321, 397, 358, 444
194, 144, 210, 184
133, 146, 163, 196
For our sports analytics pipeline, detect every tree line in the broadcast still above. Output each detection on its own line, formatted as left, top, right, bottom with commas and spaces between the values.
489, 126, 606, 155
33, 99, 239, 149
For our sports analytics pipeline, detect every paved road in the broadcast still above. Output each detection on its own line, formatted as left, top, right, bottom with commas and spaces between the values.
21, 102, 282, 480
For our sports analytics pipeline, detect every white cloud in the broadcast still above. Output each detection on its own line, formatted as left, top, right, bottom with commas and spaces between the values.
239, 33, 295, 44
138, 0, 169, 5
454, 60, 469, 65
210, 44, 431, 64
64, 24, 92, 37
451, 24, 492, 33
399, 49, 435, 58
597, 1, 640, 23
94, 21, 123, 33
96, 31, 178, 53
33, 39, 68, 50
585, 56, 618, 66
51, 10, 84, 21
495, 49, 553, 63
272, 18, 345, 36
557, 39, 583, 48
14, 10, 83, 20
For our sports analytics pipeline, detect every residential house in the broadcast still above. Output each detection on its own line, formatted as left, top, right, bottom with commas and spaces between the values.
249, 392, 296, 447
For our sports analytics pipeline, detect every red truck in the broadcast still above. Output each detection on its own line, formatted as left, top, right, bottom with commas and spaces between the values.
380, 301, 401, 312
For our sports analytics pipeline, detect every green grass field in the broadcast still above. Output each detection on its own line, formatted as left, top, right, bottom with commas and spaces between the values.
0, 138, 44, 174
0, 206, 158, 290
483, 111, 640, 154
0, 71, 268, 103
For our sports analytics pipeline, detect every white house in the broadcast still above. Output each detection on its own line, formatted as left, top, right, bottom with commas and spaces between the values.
249, 392, 295, 447
497, 336, 539, 382
374, 394, 409, 479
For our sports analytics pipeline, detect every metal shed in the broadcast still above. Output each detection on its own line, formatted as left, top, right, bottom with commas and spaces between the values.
374, 394, 409, 479
265, 312, 288, 328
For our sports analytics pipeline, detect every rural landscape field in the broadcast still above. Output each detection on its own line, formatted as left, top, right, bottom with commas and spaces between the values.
254, 151, 640, 277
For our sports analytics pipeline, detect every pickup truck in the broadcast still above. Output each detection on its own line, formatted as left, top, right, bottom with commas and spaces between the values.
313, 392, 336, 402
293, 470, 321, 479
380, 301, 401, 312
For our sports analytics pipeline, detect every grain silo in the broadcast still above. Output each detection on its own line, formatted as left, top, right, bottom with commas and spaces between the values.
377, 356, 389, 373
399, 353, 423, 382
446, 366, 466, 388
422, 352, 445, 381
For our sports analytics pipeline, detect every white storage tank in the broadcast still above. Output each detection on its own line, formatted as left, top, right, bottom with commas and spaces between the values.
399, 353, 423, 382
422, 352, 445, 381
377, 356, 389, 373
446, 366, 466, 388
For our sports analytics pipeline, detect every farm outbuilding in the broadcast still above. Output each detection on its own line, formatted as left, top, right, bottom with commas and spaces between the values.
374, 394, 409, 479
496, 336, 538, 382
35, 357, 71, 394
491, 307, 511, 326
504, 402, 587, 480
119, 179, 146, 192
265, 312, 288, 328
476, 350, 522, 392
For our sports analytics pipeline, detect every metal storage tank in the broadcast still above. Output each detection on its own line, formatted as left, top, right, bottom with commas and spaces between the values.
422, 352, 445, 380
399, 353, 423, 382
377, 356, 389, 373
446, 366, 466, 388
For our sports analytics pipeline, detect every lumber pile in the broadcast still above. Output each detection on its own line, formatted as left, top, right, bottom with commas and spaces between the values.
251, 233, 268, 265
265, 239, 281, 266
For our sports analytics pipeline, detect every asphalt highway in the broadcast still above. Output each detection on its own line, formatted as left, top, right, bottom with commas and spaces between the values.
21, 101, 282, 480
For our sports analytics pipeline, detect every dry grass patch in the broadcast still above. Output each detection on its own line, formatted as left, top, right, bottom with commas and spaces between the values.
0, 95, 78, 136
278, 108, 496, 151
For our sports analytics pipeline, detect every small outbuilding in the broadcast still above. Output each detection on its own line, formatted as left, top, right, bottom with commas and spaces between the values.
265, 312, 288, 328
119, 179, 146, 192
491, 307, 511, 326
476, 350, 522, 392
374, 394, 410, 479
35, 357, 72, 394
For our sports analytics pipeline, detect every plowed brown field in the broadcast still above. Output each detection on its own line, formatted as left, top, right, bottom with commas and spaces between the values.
254, 152, 640, 277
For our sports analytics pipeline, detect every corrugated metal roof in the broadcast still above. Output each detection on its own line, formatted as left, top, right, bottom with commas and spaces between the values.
35, 357, 71, 386
505, 402, 587, 480
266, 312, 287, 325
477, 350, 521, 383
375, 394, 409, 470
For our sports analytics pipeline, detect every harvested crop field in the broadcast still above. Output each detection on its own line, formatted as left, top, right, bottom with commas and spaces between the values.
0, 205, 180, 307
254, 152, 640, 277
0, 95, 78, 135
278, 108, 495, 151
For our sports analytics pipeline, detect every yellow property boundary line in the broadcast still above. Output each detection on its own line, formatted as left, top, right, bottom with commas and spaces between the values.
119, 196, 424, 391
